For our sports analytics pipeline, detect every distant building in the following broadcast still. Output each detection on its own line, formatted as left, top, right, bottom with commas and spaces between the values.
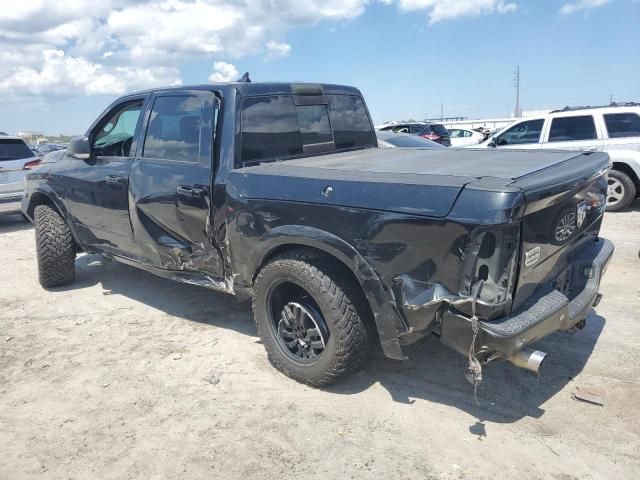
16, 131, 47, 145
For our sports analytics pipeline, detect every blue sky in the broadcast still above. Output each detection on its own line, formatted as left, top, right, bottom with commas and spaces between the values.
0, 0, 638, 135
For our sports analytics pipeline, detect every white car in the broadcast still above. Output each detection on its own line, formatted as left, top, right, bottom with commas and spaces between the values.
473, 103, 640, 211
448, 128, 485, 147
0, 137, 42, 215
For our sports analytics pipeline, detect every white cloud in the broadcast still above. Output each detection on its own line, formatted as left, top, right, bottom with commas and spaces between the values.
208, 61, 239, 83
266, 40, 292, 59
0, 49, 181, 97
559, 0, 610, 15
381, 0, 518, 23
0, 0, 372, 98
0, 0, 520, 99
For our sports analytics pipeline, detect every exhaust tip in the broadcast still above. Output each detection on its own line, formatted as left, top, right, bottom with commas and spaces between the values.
508, 349, 547, 374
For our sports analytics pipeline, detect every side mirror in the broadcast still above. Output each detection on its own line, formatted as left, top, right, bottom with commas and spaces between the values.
68, 136, 91, 160
488, 138, 497, 148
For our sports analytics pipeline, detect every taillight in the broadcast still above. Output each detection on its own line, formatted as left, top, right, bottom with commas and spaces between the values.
420, 133, 441, 141
23, 159, 42, 170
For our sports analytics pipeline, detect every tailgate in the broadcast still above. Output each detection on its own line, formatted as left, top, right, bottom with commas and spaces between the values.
509, 152, 610, 310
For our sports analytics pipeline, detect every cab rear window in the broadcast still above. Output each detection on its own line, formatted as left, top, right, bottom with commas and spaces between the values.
240, 94, 375, 164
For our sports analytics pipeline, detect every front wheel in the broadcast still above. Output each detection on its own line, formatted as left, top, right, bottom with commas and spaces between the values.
606, 170, 636, 212
252, 252, 371, 387
34, 205, 76, 288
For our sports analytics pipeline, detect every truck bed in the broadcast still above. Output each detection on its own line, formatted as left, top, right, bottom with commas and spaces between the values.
235, 148, 610, 218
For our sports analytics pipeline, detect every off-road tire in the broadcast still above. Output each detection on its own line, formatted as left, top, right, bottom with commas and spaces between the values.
606, 169, 636, 212
34, 205, 75, 288
253, 251, 372, 387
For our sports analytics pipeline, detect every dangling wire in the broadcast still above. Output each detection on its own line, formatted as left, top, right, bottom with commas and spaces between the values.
466, 280, 485, 406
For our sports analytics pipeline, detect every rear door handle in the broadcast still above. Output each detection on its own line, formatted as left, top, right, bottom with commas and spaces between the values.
176, 185, 206, 198
105, 175, 126, 185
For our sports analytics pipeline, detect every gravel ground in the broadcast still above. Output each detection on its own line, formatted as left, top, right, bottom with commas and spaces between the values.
1, 203, 639, 480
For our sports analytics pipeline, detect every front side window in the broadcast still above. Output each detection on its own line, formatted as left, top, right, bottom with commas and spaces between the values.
143, 96, 205, 162
93, 102, 143, 156
604, 113, 640, 138
496, 119, 544, 146
548, 115, 596, 142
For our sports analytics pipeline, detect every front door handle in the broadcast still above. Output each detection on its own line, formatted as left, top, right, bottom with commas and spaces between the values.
176, 185, 206, 198
105, 175, 126, 185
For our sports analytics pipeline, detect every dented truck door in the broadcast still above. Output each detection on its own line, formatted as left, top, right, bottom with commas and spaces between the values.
128, 90, 225, 278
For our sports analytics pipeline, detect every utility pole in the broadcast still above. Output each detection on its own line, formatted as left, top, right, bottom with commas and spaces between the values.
514, 66, 521, 118
609, 94, 613, 105
440, 103, 443, 121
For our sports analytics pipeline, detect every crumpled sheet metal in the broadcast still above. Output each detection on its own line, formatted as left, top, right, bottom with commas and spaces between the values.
397, 275, 473, 312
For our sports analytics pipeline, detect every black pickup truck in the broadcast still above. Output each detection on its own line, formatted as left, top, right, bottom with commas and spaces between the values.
22, 81, 614, 387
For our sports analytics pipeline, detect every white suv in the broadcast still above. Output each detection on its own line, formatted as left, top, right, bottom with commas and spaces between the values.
475, 103, 640, 211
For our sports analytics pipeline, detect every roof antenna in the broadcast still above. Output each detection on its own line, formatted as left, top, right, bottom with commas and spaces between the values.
237, 72, 251, 83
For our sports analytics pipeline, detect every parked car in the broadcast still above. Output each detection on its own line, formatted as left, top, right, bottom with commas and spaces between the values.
40, 148, 67, 165
474, 103, 640, 211
376, 130, 445, 149
32, 143, 67, 158
379, 122, 451, 146
448, 128, 485, 147
23, 81, 613, 388
0, 136, 41, 214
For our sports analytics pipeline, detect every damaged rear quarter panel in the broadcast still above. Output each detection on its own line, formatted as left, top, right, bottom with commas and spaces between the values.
226, 170, 526, 356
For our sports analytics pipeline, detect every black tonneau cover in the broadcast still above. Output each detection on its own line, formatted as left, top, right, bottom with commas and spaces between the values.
275, 147, 594, 179
236, 148, 610, 218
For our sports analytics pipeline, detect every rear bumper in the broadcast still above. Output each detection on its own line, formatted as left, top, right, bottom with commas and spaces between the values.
440, 237, 614, 358
0, 193, 23, 214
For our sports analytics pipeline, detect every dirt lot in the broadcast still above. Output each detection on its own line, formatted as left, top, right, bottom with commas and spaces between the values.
1, 204, 639, 480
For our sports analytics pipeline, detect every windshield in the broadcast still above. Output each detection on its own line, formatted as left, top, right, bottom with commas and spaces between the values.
0, 139, 34, 161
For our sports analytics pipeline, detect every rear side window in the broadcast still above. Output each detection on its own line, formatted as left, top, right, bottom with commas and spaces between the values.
0, 139, 33, 161
327, 95, 375, 150
143, 96, 205, 162
240, 94, 375, 164
604, 113, 640, 138
241, 96, 303, 163
548, 115, 596, 142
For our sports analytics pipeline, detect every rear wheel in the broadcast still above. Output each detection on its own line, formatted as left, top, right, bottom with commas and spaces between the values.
252, 252, 371, 387
606, 170, 636, 212
34, 205, 75, 288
